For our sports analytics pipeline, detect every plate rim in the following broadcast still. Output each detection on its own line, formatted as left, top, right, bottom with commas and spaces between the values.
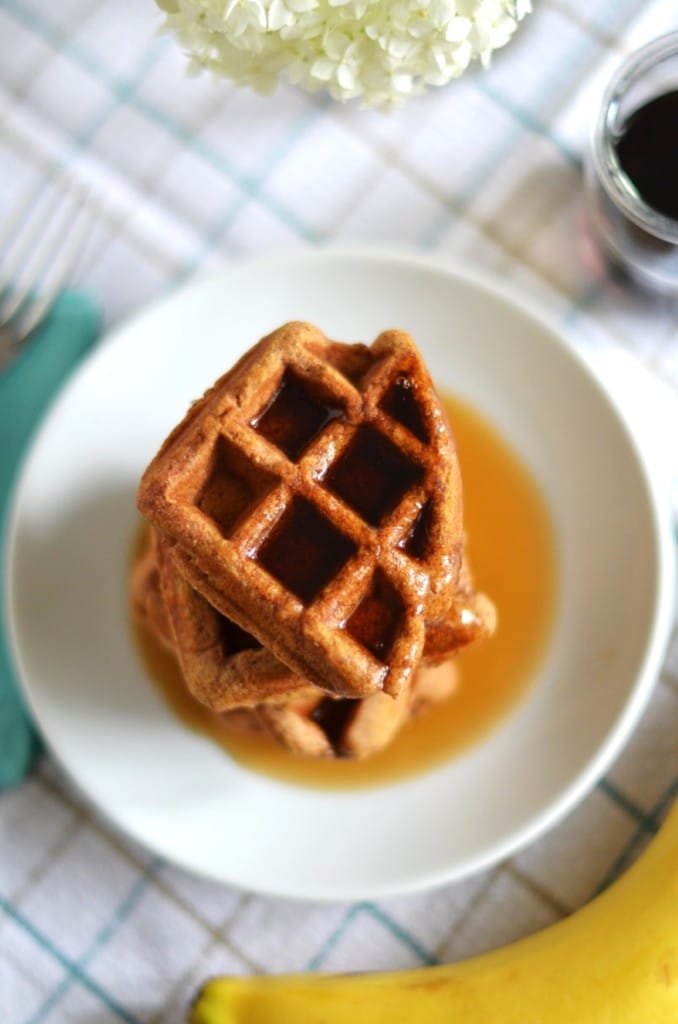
4, 245, 676, 900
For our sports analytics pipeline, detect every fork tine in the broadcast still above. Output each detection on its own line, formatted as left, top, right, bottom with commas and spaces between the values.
0, 174, 74, 296
0, 171, 95, 371
0, 182, 88, 327
9, 191, 95, 341
0, 173, 57, 260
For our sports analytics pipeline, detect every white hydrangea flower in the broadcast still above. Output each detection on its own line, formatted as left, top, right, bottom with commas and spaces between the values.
156, 0, 531, 109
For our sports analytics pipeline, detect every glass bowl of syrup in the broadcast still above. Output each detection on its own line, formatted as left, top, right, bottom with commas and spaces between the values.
586, 31, 678, 294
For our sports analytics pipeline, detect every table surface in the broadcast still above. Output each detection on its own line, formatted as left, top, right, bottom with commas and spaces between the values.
1, 1, 677, 1022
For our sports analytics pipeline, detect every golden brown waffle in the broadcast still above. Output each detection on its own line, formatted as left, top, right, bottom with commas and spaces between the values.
131, 536, 484, 758
214, 661, 458, 758
423, 541, 497, 662
137, 322, 463, 699
156, 534, 319, 709
130, 530, 173, 651
249, 660, 459, 759
133, 528, 494, 714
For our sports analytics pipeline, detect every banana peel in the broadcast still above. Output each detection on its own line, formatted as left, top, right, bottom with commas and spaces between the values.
190, 799, 678, 1023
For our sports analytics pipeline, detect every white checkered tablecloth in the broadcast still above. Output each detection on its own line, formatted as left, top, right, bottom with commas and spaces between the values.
1, 1, 677, 1022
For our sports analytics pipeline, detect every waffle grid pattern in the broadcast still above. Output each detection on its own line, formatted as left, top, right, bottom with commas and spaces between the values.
139, 326, 462, 698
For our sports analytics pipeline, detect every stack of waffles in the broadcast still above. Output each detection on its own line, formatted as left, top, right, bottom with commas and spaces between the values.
133, 322, 496, 759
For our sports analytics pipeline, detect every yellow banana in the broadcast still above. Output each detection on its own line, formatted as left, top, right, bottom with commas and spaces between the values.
191, 799, 678, 1023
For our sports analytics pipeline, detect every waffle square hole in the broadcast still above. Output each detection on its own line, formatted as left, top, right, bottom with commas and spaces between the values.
345, 570, 404, 662
255, 497, 357, 605
216, 614, 261, 656
379, 374, 429, 442
324, 424, 424, 526
399, 500, 433, 561
196, 436, 277, 539
310, 697, 359, 750
251, 369, 342, 462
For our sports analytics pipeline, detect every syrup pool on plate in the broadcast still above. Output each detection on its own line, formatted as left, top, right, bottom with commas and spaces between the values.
132, 392, 557, 789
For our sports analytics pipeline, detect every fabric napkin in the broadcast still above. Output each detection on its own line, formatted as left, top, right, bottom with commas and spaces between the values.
0, 290, 100, 788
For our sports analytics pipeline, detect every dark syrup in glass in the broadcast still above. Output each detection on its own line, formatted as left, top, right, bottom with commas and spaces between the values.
615, 89, 678, 220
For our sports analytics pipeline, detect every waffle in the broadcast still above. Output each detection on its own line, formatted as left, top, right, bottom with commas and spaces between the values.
131, 540, 459, 758
130, 530, 173, 651
137, 322, 463, 699
133, 527, 494, 712
247, 659, 459, 759
423, 541, 497, 662
155, 533, 319, 709
132, 532, 492, 757
215, 660, 458, 758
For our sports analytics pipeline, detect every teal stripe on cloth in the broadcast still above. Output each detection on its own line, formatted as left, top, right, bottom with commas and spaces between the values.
24, 859, 162, 1024
0, 290, 100, 787
0, 892, 144, 1024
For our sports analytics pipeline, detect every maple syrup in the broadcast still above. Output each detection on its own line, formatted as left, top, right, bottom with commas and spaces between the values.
256, 496, 357, 604
132, 392, 557, 789
379, 375, 429, 441
399, 499, 433, 560
345, 570, 404, 661
324, 423, 424, 526
251, 369, 342, 461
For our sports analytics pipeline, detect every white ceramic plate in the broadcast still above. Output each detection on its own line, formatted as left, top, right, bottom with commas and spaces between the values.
5, 249, 675, 901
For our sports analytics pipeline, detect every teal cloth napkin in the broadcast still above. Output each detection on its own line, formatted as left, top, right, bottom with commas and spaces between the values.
0, 291, 101, 787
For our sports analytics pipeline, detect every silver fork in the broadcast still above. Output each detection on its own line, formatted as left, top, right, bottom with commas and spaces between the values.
0, 172, 93, 370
